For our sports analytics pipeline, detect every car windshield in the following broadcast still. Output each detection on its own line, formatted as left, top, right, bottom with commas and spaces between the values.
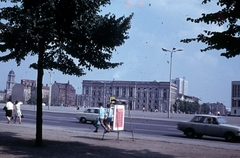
217, 117, 228, 124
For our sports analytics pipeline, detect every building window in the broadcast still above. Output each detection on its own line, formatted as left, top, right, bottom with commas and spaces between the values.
129, 87, 133, 97
123, 90, 126, 97
232, 100, 236, 107
116, 91, 119, 97
163, 89, 167, 98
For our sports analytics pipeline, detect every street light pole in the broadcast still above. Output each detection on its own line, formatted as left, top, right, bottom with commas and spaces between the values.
102, 81, 106, 107
162, 47, 183, 118
48, 71, 55, 110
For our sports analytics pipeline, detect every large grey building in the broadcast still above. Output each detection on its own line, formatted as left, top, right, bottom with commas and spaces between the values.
231, 81, 240, 116
81, 80, 178, 112
12, 79, 36, 104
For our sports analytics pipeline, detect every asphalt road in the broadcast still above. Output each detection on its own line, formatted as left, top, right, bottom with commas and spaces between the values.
0, 109, 180, 136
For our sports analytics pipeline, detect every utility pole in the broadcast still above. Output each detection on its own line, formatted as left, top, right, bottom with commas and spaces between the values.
48, 71, 55, 110
162, 47, 183, 118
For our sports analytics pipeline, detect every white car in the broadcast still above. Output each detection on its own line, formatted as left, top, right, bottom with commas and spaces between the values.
177, 114, 240, 142
76, 107, 99, 123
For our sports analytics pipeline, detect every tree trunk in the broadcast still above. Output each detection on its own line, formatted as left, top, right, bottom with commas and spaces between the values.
36, 41, 44, 146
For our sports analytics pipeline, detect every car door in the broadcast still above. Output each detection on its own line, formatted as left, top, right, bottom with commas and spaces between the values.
192, 122, 205, 134
190, 116, 205, 134
88, 109, 99, 121
204, 117, 221, 136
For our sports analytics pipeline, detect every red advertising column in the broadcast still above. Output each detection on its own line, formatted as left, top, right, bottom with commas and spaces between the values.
113, 105, 125, 131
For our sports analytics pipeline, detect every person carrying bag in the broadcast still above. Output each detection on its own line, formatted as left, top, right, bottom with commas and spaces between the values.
5, 99, 14, 123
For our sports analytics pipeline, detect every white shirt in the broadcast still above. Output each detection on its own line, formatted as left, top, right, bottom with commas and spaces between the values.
6, 101, 14, 110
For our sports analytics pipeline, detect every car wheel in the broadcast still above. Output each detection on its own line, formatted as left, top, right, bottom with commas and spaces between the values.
224, 132, 235, 142
185, 129, 195, 138
80, 117, 87, 123
196, 134, 203, 138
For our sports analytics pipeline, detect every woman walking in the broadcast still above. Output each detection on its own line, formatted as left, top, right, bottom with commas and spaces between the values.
5, 99, 14, 123
105, 104, 113, 131
14, 100, 22, 124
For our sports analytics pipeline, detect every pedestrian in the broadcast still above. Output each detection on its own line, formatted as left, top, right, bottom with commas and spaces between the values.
105, 104, 113, 131
93, 103, 109, 133
93, 117, 100, 132
5, 99, 14, 123
14, 100, 22, 124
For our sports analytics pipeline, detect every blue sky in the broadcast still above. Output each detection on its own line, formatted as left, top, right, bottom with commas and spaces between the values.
0, 0, 239, 108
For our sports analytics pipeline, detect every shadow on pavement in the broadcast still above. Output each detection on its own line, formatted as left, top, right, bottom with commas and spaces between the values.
0, 131, 175, 158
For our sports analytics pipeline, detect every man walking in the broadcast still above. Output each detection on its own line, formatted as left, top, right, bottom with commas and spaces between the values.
94, 103, 109, 133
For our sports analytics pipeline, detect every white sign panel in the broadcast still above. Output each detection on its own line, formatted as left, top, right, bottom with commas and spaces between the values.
113, 105, 125, 131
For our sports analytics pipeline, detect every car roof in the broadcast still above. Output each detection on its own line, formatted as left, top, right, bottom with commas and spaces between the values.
194, 114, 221, 118
86, 107, 99, 109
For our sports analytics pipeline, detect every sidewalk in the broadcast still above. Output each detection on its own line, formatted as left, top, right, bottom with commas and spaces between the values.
1, 122, 240, 158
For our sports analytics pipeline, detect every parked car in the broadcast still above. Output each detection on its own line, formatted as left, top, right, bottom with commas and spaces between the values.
76, 107, 99, 123
177, 114, 240, 142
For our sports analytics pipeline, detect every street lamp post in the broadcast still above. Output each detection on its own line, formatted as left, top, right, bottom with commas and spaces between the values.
162, 47, 183, 118
101, 81, 106, 107
48, 71, 55, 110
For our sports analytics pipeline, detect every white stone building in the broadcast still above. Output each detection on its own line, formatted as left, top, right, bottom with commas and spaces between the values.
81, 80, 178, 112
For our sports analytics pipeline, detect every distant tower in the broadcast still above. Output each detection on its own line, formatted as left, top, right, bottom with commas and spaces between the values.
6, 70, 16, 98
173, 77, 188, 96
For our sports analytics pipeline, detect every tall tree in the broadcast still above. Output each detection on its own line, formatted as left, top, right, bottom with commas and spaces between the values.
181, 0, 240, 58
0, 0, 133, 146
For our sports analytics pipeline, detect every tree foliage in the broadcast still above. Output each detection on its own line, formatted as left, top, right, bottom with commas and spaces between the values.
0, 0, 133, 146
0, 0, 133, 73
174, 99, 201, 114
181, 0, 240, 58
201, 103, 210, 114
